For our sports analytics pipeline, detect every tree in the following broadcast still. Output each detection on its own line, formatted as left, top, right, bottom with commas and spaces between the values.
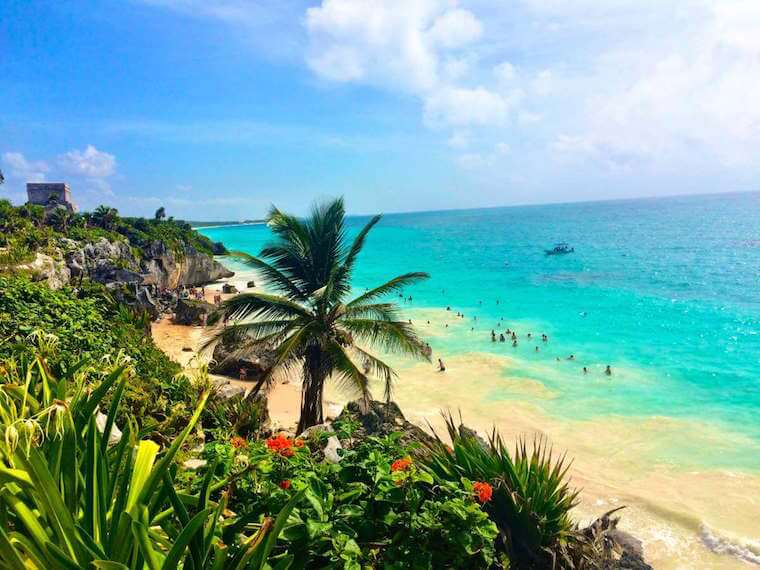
208, 198, 430, 433
154, 206, 166, 221
92, 205, 119, 230
47, 207, 72, 231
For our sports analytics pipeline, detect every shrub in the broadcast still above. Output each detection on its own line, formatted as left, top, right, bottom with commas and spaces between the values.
424, 414, 586, 568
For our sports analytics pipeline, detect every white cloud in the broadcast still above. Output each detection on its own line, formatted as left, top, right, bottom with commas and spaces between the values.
447, 131, 471, 149
58, 145, 116, 177
427, 9, 482, 49
494, 61, 517, 83
2, 152, 49, 181
424, 86, 510, 128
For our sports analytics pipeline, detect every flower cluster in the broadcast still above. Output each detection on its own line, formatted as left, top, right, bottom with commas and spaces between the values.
473, 481, 493, 504
266, 434, 296, 457
230, 435, 247, 449
279, 479, 292, 490
391, 457, 413, 472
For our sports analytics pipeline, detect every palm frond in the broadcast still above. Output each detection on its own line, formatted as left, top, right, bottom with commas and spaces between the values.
213, 293, 313, 324
340, 319, 429, 361
331, 214, 382, 298
341, 302, 399, 322
226, 251, 307, 300
348, 345, 397, 402
346, 272, 430, 307
324, 340, 371, 408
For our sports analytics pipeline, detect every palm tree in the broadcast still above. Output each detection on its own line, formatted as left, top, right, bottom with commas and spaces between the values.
92, 205, 119, 230
47, 207, 72, 231
208, 198, 430, 433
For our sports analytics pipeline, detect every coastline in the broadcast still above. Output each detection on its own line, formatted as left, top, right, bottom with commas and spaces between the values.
153, 262, 760, 569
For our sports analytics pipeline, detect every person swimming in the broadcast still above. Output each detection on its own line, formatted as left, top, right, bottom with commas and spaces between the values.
535, 346, 540, 352
568, 354, 575, 360
605, 365, 612, 376
583, 367, 588, 374
527, 332, 532, 339
512, 340, 518, 347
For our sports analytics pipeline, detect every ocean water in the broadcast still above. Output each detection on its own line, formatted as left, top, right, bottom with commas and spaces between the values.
199, 192, 760, 472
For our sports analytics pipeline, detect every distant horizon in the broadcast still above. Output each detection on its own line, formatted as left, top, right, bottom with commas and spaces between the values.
186, 187, 760, 224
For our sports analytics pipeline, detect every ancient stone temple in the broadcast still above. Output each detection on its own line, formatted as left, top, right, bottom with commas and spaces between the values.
26, 182, 78, 212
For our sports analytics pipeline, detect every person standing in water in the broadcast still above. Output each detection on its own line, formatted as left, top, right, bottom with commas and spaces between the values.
605, 365, 612, 376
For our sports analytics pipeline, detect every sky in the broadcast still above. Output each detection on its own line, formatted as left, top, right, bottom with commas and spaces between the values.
2, 0, 760, 219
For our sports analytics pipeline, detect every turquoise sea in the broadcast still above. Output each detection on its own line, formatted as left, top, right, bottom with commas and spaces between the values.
199, 191, 760, 473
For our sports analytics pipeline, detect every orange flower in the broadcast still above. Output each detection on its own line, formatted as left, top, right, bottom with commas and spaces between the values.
473, 481, 493, 504
266, 435, 295, 457
391, 457, 412, 472
279, 480, 291, 490
294, 438, 305, 448
445, 445, 453, 454
230, 436, 247, 449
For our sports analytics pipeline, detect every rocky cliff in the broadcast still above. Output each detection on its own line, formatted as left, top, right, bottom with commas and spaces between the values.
26, 236, 232, 295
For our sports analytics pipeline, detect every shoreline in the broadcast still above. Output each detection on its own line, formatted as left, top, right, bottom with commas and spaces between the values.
153, 265, 760, 569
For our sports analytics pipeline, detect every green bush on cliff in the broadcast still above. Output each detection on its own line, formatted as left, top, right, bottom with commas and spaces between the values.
0, 275, 187, 430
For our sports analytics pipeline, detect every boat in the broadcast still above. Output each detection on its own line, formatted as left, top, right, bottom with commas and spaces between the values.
545, 242, 574, 255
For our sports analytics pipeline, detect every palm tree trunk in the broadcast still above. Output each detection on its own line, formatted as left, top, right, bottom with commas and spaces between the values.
297, 349, 326, 433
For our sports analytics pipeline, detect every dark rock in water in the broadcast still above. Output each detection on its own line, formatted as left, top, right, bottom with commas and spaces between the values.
246, 280, 256, 288
173, 298, 215, 325
222, 283, 238, 294
209, 339, 276, 381
211, 241, 227, 255
581, 508, 653, 570
334, 401, 436, 448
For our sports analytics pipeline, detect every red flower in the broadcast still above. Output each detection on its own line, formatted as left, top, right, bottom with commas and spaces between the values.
391, 457, 412, 472
279, 480, 291, 490
473, 481, 493, 504
266, 435, 296, 457
230, 436, 247, 449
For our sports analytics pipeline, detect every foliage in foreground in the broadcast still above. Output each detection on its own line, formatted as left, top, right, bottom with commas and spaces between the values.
0, 353, 296, 569
208, 197, 431, 433
191, 419, 500, 569
0, 275, 193, 434
425, 414, 599, 569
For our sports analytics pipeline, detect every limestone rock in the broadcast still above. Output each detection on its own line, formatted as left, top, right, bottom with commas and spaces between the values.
323, 436, 342, 464
222, 283, 238, 294
209, 339, 276, 381
335, 400, 436, 448
173, 298, 215, 325
246, 280, 256, 288
18, 252, 71, 289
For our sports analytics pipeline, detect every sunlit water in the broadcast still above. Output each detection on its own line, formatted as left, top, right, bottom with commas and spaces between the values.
199, 192, 760, 566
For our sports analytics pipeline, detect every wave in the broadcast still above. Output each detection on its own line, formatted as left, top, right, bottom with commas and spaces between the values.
700, 525, 760, 566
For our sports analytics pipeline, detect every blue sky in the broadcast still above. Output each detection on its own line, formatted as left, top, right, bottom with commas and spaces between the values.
2, 0, 759, 219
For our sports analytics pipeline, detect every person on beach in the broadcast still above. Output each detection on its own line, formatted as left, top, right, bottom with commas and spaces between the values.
239, 367, 248, 381
438, 358, 446, 372
363, 360, 371, 374
605, 365, 612, 376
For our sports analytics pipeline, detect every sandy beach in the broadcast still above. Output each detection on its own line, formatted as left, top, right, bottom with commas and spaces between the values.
152, 275, 760, 569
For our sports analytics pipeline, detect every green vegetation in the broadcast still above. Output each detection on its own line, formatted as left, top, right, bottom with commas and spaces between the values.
0, 199, 218, 268
209, 198, 430, 432
0, 198, 626, 568
0, 352, 297, 569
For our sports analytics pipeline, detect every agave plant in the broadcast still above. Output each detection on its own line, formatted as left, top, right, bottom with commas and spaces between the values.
0, 351, 297, 569
206, 198, 430, 433
424, 414, 585, 569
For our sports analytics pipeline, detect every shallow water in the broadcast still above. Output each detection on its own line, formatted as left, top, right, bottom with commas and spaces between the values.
199, 192, 760, 567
